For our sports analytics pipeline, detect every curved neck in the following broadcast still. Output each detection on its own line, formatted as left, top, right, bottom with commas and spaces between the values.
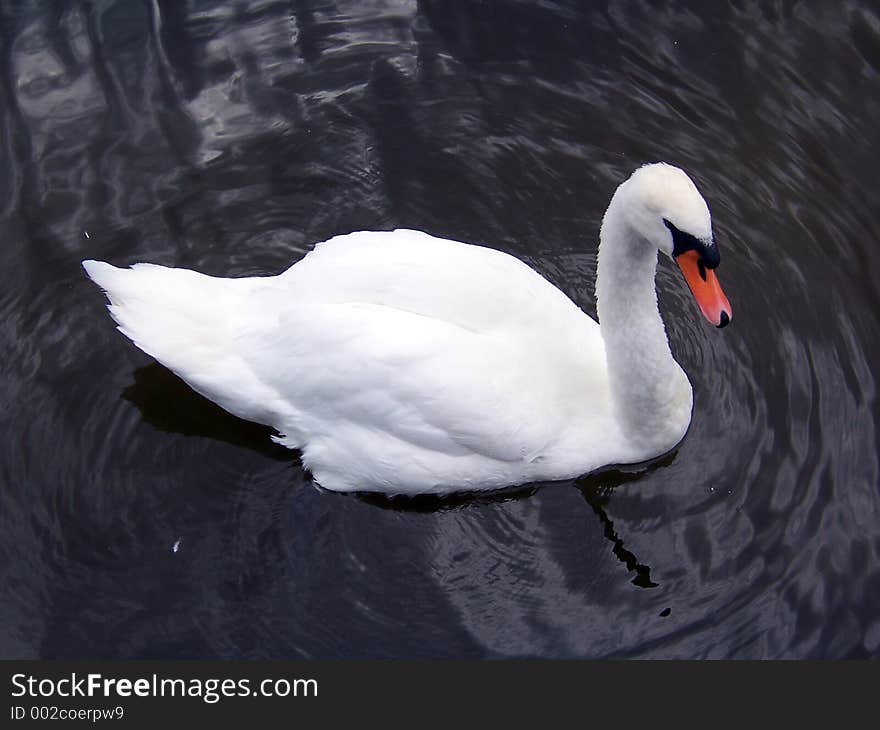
596, 185, 691, 453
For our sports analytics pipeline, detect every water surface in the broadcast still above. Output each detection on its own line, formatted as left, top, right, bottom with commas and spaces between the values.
1, 0, 879, 658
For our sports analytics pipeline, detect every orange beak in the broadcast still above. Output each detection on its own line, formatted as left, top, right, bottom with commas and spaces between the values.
674, 250, 732, 328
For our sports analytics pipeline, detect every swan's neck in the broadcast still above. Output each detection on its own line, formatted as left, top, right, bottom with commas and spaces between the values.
596, 185, 692, 454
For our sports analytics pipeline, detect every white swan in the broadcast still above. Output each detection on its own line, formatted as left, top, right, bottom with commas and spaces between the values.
83, 163, 731, 495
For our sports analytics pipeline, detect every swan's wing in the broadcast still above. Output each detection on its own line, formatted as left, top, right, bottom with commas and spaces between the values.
238, 301, 569, 463
234, 231, 607, 464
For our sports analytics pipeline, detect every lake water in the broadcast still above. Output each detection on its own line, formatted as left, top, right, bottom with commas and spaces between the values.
1, 0, 879, 659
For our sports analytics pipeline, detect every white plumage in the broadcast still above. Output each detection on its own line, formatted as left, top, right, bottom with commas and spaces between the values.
83, 163, 731, 494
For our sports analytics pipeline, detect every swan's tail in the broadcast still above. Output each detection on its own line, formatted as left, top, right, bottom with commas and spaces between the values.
82, 259, 277, 425
83, 259, 242, 367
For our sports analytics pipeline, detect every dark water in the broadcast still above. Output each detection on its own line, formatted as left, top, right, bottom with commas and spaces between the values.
1, 0, 879, 659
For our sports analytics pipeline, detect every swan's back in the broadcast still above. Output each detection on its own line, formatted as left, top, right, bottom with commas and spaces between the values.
286, 229, 575, 331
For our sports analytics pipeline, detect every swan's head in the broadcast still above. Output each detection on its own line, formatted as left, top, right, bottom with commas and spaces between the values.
622, 163, 732, 328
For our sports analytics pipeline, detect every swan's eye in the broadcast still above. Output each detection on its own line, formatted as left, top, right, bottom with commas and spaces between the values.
663, 218, 720, 269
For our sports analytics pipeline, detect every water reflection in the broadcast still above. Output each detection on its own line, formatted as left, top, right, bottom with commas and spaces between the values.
123, 364, 291, 461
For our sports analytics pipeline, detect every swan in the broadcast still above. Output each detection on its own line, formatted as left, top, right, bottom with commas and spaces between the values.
83, 163, 731, 495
